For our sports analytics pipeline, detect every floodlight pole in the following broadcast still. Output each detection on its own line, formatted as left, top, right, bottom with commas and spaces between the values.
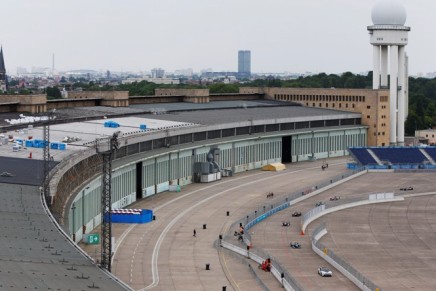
96, 131, 120, 272
43, 109, 56, 206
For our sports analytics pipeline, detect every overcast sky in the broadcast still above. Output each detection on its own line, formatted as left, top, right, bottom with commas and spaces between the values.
1, 0, 435, 75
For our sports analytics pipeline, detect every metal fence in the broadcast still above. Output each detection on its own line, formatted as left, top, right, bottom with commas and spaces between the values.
302, 193, 397, 234
219, 167, 366, 291
223, 167, 366, 244
312, 224, 382, 291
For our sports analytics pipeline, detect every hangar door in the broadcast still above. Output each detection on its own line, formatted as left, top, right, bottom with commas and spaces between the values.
282, 136, 292, 163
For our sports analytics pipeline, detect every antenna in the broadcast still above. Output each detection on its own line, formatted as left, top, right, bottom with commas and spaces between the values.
52, 53, 55, 74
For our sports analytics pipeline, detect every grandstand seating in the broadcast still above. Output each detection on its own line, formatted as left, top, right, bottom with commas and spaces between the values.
424, 147, 436, 162
349, 146, 436, 167
349, 147, 378, 165
371, 147, 427, 164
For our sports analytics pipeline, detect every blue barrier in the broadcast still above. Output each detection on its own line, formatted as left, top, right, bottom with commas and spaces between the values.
104, 121, 120, 128
108, 209, 153, 224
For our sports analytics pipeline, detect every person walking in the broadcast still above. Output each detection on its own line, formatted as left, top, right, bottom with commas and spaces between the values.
193, 229, 196, 237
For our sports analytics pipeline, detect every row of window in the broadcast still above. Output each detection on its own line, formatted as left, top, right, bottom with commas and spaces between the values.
275, 94, 366, 103
114, 119, 362, 160
235, 141, 281, 165
307, 102, 356, 109
70, 168, 136, 233
71, 128, 368, 234
292, 133, 365, 155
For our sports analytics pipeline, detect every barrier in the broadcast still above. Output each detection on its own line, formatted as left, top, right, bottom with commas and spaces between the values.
311, 224, 382, 291
108, 209, 153, 223
219, 167, 367, 291
219, 240, 302, 291
301, 193, 403, 234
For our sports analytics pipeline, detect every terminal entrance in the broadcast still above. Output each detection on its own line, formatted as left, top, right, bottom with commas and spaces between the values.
282, 136, 292, 163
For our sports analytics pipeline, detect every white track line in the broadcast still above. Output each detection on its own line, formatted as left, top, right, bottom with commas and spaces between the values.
113, 161, 345, 290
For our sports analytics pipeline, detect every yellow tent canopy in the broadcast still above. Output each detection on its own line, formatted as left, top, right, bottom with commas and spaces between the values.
262, 163, 286, 171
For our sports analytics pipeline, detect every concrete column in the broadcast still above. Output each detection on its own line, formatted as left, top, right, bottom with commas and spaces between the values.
372, 46, 380, 89
381, 46, 389, 87
389, 45, 399, 146
397, 46, 406, 146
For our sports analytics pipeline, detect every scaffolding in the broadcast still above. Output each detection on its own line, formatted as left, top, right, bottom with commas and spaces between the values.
95, 131, 121, 272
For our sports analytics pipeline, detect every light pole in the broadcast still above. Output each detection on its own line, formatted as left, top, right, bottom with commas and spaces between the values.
82, 186, 90, 234
71, 202, 76, 242
43, 109, 56, 206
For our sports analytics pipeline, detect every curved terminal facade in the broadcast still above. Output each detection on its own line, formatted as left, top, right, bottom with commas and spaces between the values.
52, 105, 367, 244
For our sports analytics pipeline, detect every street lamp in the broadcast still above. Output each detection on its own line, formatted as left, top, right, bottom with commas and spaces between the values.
71, 202, 76, 242
82, 186, 90, 234
43, 108, 56, 206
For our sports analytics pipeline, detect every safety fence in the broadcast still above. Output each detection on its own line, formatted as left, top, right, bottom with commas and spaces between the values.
301, 192, 400, 234
219, 240, 302, 291
311, 224, 382, 291
219, 167, 366, 290
223, 167, 367, 245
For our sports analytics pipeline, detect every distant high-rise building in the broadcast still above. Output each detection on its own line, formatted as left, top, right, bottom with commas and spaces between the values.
0, 47, 7, 92
151, 68, 165, 78
238, 50, 251, 79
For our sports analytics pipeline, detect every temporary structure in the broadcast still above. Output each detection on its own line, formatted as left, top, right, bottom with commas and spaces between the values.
262, 163, 286, 171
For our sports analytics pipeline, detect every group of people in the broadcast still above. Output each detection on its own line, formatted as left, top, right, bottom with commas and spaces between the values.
266, 192, 274, 199
234, 224, 245, 241
261, 258, 272, 272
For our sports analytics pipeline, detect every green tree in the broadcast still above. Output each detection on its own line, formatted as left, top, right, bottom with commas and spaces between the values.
46, 86, 62, 99
209, 83, 239, 94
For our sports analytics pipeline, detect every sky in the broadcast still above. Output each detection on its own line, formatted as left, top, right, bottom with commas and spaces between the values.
1, 0, 435, 75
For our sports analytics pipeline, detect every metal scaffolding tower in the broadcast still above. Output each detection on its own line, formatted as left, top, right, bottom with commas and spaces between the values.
43, 109, 56, 206
96, 131, 121, 272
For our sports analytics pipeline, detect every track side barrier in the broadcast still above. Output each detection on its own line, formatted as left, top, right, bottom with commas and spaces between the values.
311, 224, 382, 291
301, 193, 403, 234
219, 240, 302, 291
219, 168, 367, 290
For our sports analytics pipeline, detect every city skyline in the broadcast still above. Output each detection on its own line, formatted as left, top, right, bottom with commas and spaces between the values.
1, 1, 436, 75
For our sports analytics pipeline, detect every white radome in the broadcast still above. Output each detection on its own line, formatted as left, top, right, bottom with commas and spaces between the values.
371, 0, 407, 26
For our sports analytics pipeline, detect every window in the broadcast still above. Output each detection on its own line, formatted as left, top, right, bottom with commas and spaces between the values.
367, 115, 370, 119
367, 105, 371, 109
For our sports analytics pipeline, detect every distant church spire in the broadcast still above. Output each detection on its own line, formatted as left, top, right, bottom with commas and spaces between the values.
0, 46, 7, 92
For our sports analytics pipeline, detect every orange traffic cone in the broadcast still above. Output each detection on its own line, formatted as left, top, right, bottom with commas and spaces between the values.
300, 230, 304, 236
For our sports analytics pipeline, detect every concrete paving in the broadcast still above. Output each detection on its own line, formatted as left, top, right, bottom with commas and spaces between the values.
80, 163, 436, 291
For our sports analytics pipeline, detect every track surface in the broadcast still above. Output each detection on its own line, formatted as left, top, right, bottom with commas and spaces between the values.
81, 159, 436, 290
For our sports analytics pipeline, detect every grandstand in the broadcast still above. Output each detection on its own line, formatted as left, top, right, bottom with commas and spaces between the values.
348, 146, 436, 169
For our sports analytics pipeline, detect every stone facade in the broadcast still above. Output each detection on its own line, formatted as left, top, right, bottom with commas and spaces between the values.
240, 87, 390, 147
415, 129, 436, 145
154, 89, 210, 103
67, 91, 129, 107
0, 94, 47, 113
